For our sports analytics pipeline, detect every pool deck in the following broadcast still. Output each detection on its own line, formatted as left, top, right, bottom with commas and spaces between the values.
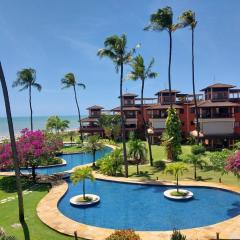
37, 171, 240, 240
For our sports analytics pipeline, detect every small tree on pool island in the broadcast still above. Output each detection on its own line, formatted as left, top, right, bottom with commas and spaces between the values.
70, 167, 95, 201
164, 108, 182, 161
164, 163, 188, 192
225, 151, 240, 179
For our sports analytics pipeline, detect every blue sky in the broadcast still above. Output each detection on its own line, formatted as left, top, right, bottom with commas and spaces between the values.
0, 0, 240, 117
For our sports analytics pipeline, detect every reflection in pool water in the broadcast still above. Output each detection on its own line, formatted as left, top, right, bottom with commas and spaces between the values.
58, 179, 240, 231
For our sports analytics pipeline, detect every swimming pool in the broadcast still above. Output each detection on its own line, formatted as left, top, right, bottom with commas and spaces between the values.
20, 147, 112, 175
58, 179, 240, 231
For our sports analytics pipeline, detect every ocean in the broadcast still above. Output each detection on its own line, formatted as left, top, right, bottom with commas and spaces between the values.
0, 115, 83, 137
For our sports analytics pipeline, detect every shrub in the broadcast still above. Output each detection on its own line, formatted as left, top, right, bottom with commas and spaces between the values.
106, 229, 141, 240
170, 229, 187, 240
0, 227, 17, 240
153, 160, 166, 170
191, 145, 205, 155
97, 149, 123, 176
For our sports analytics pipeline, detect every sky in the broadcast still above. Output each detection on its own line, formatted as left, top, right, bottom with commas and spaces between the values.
0, 0, 240, 117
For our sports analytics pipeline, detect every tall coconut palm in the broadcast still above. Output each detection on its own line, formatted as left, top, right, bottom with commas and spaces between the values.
178, 11, 200, 144
97, 34, 139, 177
129, 55, 158, 166
0, 62, 25, 223
12, 68, 41, 131
61, 73, 86, 142
145, 6, 179, 108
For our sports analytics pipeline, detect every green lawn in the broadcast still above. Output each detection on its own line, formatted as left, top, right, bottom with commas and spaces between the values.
0, 176, 82, 240
61, 145, 85, 154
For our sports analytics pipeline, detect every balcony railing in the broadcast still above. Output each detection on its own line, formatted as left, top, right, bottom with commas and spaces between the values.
200, 113, 234, 118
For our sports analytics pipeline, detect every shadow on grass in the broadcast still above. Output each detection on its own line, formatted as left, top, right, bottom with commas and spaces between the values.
0, 176, 49, 193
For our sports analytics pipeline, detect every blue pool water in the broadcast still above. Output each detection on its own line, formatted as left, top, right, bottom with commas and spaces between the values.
58, 179, 240, 231
20, 147, 112, 175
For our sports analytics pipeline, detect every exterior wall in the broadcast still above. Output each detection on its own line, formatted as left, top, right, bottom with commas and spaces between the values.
235, 112, 240, 134
199, 118, 235, 135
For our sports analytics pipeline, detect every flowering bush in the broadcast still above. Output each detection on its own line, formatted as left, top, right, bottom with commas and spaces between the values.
105, 230, 141, 240
0, 129, 63, 180
225, 151, 240, 177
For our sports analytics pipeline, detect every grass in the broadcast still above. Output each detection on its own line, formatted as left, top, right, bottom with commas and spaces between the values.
170, 191, 188, 197
0, 176, 83, 240
61, 145, 85, 154
128, 143, 240, 187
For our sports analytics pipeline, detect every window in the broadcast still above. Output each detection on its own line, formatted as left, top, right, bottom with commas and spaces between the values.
190, 108, 195, 114
235, 107, 240, 113
191, 121, 195, 126
235, 121, 240, 128
180, 109, 184, 114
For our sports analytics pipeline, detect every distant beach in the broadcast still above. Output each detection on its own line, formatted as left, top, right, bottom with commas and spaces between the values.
0, 115, 83, 137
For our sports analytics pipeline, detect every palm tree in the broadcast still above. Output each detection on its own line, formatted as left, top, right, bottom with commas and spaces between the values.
129, 54, 158, 166
46, 116, 69, 133
85, 135, 103, 167
0, 62, 25, 222
70, 166, 95, 200
178, 10, 200, 144
97, 34, 139, 177
61, 73, 86, 142
185, 154, 206, 180
12, 68, 41, 131
128, 139, 147, 175
145, 7, 179, 108
164, 162, 188, 192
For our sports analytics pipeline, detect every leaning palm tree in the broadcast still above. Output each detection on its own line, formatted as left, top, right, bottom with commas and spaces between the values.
145, 6, 179, 108
61, 73, 86, 142
0, 62, 25, 223
129, 54, 158, 166
97, 34, 139, 177
178, 11, 200, 144
12, 68, 41, 130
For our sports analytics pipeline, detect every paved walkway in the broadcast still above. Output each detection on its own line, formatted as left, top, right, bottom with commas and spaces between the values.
37, 171, 240, 240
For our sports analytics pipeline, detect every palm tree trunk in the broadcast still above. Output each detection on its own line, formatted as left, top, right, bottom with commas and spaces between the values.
136, 163, 139, 175
192, 28, 200, 144
92, 149, 96, 167
141, 78, 153, 166
176, 174, 179, 192
168, 30, 173, 108
120, 62, 128, 178
73, 85, 83, 143
194, 163, 197, 180
29, 85, 33, 131
83, 179, 85, 200
32, 165, 36, 183
0, 62, 25, 223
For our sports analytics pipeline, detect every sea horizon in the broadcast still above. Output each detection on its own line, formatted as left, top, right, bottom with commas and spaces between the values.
0, 115, 84, 137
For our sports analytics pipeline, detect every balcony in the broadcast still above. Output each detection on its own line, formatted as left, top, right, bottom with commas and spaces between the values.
200, 113, 234, 119
211, 92, 228, 101
149, 118, 166, 129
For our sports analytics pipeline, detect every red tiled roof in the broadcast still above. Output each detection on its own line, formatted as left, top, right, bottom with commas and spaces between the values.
200, 83, 236, 91
86, 105, 104, 110
81, 117, 99, 122
155, 89, 180, 95
111, 106, 140, 111
147, 104, 183, 110
193, 100, 240, 108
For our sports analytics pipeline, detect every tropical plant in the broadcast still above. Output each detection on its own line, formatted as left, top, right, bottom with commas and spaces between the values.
97, 34, 139, 177
128, 54, 158, 166
191, 144, 205, 156
12, 68, 41, 130
106, 229, 141, 240
234, 141, 240, 151
170, 229, 187, 240
164, 108, 182, 160
209, 150, 231, 183
97, 148, 123, 176
153, 160, 166, 170
46, 115, 69, 133
98, 114, 121, 141
164, 163, 188, 192
85, 135, 103, 167
145, 6, 179, 107
70, 166, 95, 200
0, 62, 25, 222
225, 151, 240, 178
61, 73, 86, 142
185, 154, 206, 180
67, 130, 76, 145
161, 131, 174, 160
178, 10, 200, 144
128, 139, 147, 175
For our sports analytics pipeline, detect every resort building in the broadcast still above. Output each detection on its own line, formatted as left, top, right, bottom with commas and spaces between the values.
81, 83, 240, 150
